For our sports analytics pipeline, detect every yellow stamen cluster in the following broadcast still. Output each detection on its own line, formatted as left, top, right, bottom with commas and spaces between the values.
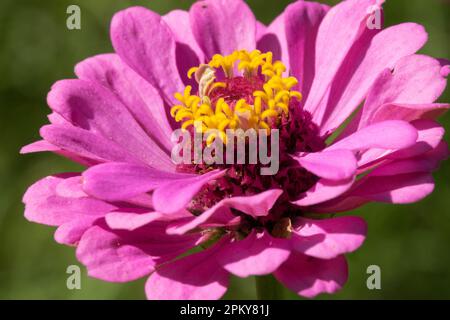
171, 50, 302, 144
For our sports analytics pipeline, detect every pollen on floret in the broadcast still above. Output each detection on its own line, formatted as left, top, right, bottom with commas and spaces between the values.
171, 50, 303, 144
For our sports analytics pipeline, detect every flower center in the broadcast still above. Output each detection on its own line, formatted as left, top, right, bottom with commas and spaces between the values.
170, 50, 302, 143
171, 50, 326, 238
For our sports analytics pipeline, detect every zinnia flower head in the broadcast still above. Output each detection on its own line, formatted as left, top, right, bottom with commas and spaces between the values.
22, 0, 449, 300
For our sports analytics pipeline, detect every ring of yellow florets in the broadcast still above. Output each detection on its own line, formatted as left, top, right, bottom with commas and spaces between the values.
170, 50, 302, 145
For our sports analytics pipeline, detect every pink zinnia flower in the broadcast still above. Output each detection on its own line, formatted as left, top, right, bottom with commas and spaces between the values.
22, 0, 449, 300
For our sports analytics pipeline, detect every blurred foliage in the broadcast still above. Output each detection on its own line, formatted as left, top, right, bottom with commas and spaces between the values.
0, 0, 448, 299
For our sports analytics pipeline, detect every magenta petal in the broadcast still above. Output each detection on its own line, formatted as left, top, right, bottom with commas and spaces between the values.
189, 0, 256, 58
284, 1, 328, 99
152, 169, 227, 214
217, 230, 290, 278
82, 162, 197, 202
105, 210, 191, 231
293, 177, 355, 207
163, 10, 204, 88
329, 120, 418, 153
295, 149, 357, 180
75, 54, 174, 152
76, 222, 200, 282
350, 54, 449, 133
47, 79, 174, 170
257, 13, 288, 72
40, 124, 141, 165
146, 240, 230, 300
110, 6, 184, 105
370, 103, 449, 124
291, 216, 367, 259
319, 23, 427, 134
23, 175, 116, 227
274, 252, 348, 298
304, 0, 380, 122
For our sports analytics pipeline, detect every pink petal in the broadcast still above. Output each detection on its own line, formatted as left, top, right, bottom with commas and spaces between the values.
370, 102, 449, 123
217, 230, 290, 278
291, 216, 367, 259
75, 54, 174, 151
189, 0, 256, 58
329, 120, 418, 153
274, 252, 348, 298
295, 149, 357, 180
110, 6, 184, 105
23, 175, 116, 227
40, 124, 141, 165
284, 1, 328, 99
163, 10, 204, 88
293, 177, 355, 207
82, 162, 198, 202
47, 79, 174, 170
350, 54, 448, 133
304, 0, 381, 122
105, 210, 191, 231
76, 222, 200, 282
320, 23, 428, 134
152, 169, 227, 214
257, 12, 289, 72
146, 239, 230, 300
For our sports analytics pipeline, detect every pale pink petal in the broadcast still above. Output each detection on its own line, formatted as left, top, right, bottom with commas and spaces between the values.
329, 120, 418, 153
110, 6, 184, 105
105, 210, 191, 231
294, 149, 357, 180
291, 216, 367, 259
75, 54, 174, 151
82, 162, 198, 202
284, 1, 328, 99
216, 230, 290, 278
320, 23, 428, 134
292, 177, 355, 207
163, 10, 204, 88
77, 222, 200, 282
304, 0, 381, 122
146, 239, 230, 300
152, 169, 227, 214
189, 0, 256, 58
274, 252, 348, 298
47, 79, 175, 170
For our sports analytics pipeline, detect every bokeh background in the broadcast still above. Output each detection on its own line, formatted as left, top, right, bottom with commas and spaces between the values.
0, 0, 448, 299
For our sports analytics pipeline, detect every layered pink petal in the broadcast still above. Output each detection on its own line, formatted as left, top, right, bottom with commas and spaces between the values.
320, 23, 428, 134
75, 54, 174, 151
110, 6, 184, 105
163, 10, 204, 88
274, 252, 348, 298
23, 175, 116, 227
77, 222, 200, 282
189, 0, 256, 58
216, 230, 290, 278
47, 79, 174, 170
284, 1, 328, 99
349, 55, 449, 133
82, 162, 198, 202
40, 124, 141, 165
304, 0, 381, 122
105, 210, 191, 231
293, 177, 355, 207
291, 216, 367, 259
294, 149, 357, 180
146, 239, 230, 300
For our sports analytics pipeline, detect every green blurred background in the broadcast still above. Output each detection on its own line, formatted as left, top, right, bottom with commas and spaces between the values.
0, 0, 448, 299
